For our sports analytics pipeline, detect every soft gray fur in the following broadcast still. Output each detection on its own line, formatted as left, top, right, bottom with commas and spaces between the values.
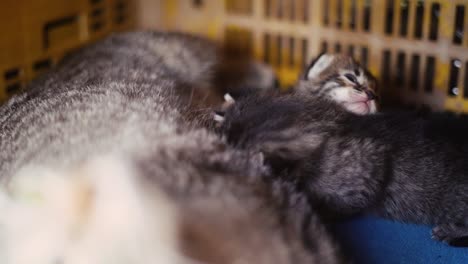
220, 93, 468, 247
0, 31, 344, 263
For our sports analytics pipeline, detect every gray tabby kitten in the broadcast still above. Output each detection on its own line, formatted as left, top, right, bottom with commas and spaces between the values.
221, 53, 379, 114
214, 53, 378, 121
297, 53, 378, 115
0, 31, 343, 263
219, 65, 468, 247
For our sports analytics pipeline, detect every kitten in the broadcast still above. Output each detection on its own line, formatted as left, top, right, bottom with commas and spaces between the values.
219, 93, 468, 247
216, 53, 378, 116
0, 31, 344, 263
296, 53, 378, 115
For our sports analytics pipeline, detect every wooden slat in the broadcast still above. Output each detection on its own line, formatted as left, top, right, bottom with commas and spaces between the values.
393, 0, 401, 37
407, 0, 416, 40
422, 0, 432, 40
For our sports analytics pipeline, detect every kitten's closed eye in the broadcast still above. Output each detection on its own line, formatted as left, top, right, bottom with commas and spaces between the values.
344, 73, 358, 84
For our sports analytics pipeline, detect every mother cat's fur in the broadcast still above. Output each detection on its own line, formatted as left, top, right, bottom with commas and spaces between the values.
0, 32, 343, 263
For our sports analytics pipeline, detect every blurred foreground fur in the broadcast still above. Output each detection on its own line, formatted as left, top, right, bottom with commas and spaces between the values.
0, 31, 343, 263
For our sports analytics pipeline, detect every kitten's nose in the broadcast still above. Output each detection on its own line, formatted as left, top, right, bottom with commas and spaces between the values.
365, 90, 377, 100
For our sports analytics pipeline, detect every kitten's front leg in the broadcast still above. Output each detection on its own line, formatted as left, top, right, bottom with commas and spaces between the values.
432, 221, 468, 247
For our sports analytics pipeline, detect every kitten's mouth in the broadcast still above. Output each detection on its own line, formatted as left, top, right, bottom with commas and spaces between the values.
344, 100, 376, 115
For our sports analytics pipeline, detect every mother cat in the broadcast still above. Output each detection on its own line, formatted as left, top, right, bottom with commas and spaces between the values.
0, 32, 343, 263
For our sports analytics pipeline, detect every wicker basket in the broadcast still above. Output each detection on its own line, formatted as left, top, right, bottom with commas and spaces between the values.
142, 0, 468, 112
0, 0, 135, 101
2, 0, 468, 113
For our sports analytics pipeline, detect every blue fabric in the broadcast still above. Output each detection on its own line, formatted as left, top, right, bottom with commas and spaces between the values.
333, 216, 468, 264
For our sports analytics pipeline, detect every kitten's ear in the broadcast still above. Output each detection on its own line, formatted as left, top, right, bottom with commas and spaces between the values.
304, 53, 334, 80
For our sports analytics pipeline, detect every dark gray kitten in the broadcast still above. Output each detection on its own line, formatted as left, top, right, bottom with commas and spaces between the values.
0, 31, 343, 263
220, 87, 468, 247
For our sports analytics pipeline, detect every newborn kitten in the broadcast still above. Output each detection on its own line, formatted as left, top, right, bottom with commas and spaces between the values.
220, 93, 468, 247
296, 53, 378, 115
0, 31, 344, 263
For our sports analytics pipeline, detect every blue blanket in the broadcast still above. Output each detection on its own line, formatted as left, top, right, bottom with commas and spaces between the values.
334, 216, 468, 264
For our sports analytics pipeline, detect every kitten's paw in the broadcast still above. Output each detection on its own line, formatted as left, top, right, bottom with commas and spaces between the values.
222, 93, 235, 108
213, 110, 225, 123
213, 93, 236, 125
432, 223, 468, 247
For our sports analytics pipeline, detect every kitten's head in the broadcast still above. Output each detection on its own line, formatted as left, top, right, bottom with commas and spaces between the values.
298, 53, 378, 115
